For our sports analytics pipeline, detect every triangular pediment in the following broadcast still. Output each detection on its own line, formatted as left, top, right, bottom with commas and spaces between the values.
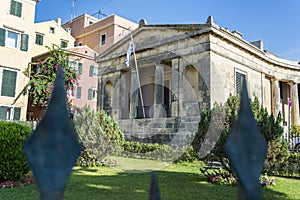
96, 24, 211, 63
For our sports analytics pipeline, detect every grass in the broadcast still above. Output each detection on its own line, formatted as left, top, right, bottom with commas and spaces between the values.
1, 157, 300, 199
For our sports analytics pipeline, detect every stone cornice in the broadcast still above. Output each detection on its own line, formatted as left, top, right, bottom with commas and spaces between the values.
211, 25, 300, 70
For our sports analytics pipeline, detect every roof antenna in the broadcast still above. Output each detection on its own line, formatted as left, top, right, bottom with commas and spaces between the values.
71, 0, 76, 21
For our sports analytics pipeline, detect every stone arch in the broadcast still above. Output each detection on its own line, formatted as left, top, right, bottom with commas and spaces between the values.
184, 65, 199, 99
103, 81, 113, 113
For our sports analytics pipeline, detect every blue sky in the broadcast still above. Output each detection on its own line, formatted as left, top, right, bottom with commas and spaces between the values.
35, 0, 300, 61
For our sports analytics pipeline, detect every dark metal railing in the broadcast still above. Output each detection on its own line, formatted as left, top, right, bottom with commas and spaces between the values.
23, 66, 267, 199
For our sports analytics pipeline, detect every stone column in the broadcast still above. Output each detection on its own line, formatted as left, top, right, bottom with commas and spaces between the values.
154, 64, 164, 118
171, 59, 179, 117
273, 79, 281, 117
117, 71, 126, 119
129, 70, 139, 119
97, 76, 103, 109
292, 83, 300, 124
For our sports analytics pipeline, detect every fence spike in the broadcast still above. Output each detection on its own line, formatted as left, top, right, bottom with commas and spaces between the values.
23, 65, 82, 200
225, 79, 267, 200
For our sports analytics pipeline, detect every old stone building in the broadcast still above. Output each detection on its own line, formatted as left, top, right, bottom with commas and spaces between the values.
95, 17, 300, 143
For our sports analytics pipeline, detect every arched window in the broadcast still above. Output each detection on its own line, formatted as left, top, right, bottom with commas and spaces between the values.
184, 65, 199, 99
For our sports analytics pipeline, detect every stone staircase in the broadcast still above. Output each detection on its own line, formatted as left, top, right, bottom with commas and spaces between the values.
118, 116, 200, 145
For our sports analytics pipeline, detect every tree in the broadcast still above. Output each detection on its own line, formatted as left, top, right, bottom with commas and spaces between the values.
15, 45, 79, 108
194, 95, 285, 171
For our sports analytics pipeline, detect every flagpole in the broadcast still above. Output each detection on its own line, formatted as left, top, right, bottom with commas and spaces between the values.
131, 35, 146, 118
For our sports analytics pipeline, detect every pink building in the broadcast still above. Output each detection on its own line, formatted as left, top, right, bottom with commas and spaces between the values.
66, 46, 98, 110
62, 14, 138, 54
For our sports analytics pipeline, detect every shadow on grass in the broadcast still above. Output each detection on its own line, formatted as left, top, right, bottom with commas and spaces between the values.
64, 168, 289, 200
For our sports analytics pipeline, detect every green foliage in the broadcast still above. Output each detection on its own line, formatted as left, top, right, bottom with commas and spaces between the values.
76, 146, 101, 167
0, 121, 32, 181
290, 125, 300, 137
98, 109, 125, 147
18, 44, 78, 107
252, 97, 283, 141
121, 141, 180, 160
264, 139, 290, 175
74, 106, 125, 165
203, 169, 237, 186
195, 95, 284, 172
175, 146, 198, 162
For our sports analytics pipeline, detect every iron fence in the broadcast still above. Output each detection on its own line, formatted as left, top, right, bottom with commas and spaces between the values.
22, 66, 283, 199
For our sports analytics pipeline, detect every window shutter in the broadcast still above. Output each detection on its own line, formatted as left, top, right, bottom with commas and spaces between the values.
0, 28, 5, 46
76, 87, 82, 99
10, 0, 22, 17
35, 34, 43, 45
236, 72, 245, 95
13, 107, 21, 120
88, 88, 93, 100
0, 106, 7, 120
61, 41, 68, 48
1, 70, 17, 97
10, 0, 16, 15
89, 65, 94, 77
20, 34, 28, 51
16, 1, 22, 17
78, 62, 83, 75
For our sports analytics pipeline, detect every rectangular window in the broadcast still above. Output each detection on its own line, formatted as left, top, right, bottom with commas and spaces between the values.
0, 28, 28, 51
35, 34, 44, 45
78, 62, 83, 75
88, 88, 93, 100
0, 106, 20, 120
76, 87, 82, 99
89, 65, 98, 77
100, 34, 106, 46
13, 107, 21, 120
69, 60, 76, 69
49, 27, 55, 34
61, 40, 68, 48
1, 69, 17, 97
88, 88, 96, 100
6, 30, 19, 49
10, 0, 22, 17
235, 71, 246, 95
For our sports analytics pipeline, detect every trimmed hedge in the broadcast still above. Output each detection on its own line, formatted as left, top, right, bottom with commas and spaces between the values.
0, 121, 32, 181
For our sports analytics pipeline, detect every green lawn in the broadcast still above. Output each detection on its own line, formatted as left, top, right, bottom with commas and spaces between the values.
1, 157, 300, 199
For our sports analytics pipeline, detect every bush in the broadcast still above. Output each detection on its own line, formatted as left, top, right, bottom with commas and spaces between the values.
290, 125, 300, 138
194, 95, 284, 172
264, 139, 290, 175
121, 141, 199, 162
74, 106, 125, 165
0, 121, 32, 181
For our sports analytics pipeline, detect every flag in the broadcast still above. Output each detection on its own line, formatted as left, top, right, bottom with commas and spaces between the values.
125, 40, 134, 67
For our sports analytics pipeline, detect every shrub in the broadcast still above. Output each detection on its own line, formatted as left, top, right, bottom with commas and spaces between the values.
203, 169, 237, 186
290, 125, 300, 138
264, 139, 290, 175
175, 146, 198, 162
194, 95, 284, 172
121, 141, 179, 160
0, 121, 32, 181
74, 106, 125, 165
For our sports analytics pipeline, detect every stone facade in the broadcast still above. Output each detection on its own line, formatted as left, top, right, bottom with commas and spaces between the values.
95, 17, 300, 143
